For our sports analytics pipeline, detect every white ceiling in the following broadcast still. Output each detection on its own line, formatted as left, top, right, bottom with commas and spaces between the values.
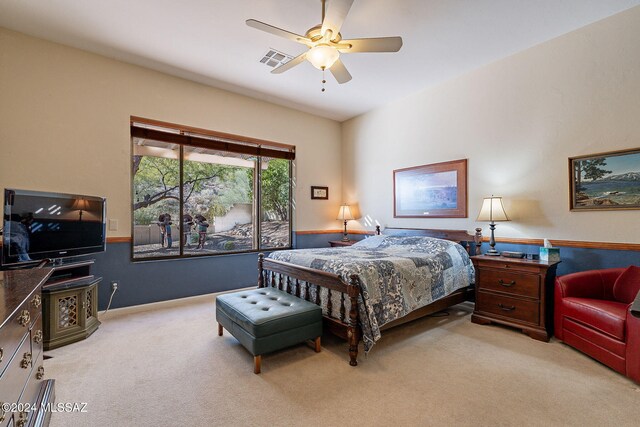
1, 0, 639, 121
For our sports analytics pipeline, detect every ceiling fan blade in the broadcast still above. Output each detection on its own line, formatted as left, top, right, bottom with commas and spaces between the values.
321, 0, 354, 40
271, 52, 308, 74
338, 36, 403, 53
329, 58, 352, 84
246, 19, 311, 45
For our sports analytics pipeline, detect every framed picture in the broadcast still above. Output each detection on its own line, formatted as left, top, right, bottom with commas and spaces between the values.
394, 159, 467, 218
311, 186, 328, 200
569, 147, 640, 211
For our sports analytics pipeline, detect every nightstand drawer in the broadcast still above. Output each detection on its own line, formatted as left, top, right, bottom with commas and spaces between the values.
476, 292, 539, 325
478, 270, 540, 298
474, 258, 541, 274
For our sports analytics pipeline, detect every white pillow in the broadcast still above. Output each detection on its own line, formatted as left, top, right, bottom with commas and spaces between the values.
350, 235, 387, 249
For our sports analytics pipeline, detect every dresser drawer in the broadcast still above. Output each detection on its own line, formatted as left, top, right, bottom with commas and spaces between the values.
478, 269, 540, 298
18, 352, 44, 427
0, 334, 32, 407
476, 291, 539, 325
0, 293, 40, 377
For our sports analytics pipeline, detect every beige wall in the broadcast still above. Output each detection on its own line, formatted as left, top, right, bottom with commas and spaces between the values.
0, 28, 342, 237
342, 7, 640, 244
3, 5, 640, 244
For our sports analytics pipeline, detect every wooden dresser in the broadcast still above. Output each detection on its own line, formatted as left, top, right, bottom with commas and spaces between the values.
0, 268, 55, 427
471, 255, 560, 341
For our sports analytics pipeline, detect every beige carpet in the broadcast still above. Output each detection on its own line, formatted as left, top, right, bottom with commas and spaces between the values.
45, 293, 640, 427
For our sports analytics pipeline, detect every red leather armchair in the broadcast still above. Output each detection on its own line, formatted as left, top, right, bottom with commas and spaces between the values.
555, 267, 640, 383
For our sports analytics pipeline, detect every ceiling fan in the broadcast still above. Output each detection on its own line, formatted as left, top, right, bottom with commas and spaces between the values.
246, 0, 403, 88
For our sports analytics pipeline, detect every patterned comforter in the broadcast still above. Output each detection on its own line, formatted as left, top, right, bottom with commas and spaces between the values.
268, 235, 475, 351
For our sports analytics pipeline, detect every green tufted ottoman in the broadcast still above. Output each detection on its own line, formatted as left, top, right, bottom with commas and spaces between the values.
216, 288, 322, 374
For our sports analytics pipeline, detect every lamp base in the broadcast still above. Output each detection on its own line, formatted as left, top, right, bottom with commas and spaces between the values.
485, 221, 500, 256
342, 220, 349, 242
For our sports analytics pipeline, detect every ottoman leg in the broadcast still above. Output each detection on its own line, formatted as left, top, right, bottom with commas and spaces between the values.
314, 336, 321, 353
218, 323, 223, 336
254, 355, 262, 374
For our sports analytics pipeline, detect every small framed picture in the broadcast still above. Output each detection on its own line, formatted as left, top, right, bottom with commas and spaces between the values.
311, 186, 329, 200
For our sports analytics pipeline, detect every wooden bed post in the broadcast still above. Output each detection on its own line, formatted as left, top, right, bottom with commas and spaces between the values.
474, 228, 483, 255
347, 274, 360, 367
257, 253, 265, 288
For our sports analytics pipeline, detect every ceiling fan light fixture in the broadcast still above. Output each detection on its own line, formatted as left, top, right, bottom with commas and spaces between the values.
247, 0, 402, 85
307, 44, 339, 70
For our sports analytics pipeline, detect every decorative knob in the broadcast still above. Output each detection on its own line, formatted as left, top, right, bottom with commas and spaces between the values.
474, 228, 483, 245
17, 309, 31, 327
16, 411, 28, 427
34, 330, 43, 344
36, 365, 45, 380
31, 294, 42, 308
20, 352, 32, 369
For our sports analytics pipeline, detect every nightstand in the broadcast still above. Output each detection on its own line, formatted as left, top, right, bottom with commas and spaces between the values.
329, 240, 357, 247
471, 255, 560, 341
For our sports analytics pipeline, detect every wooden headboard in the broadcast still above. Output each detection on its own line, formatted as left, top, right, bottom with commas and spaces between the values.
376, 226, 483, 255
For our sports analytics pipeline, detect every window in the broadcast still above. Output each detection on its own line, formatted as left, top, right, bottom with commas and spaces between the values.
131, 118, 294, 260
260, 157, 291, 249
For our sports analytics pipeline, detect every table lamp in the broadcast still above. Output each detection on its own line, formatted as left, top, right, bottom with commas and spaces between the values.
71, 198, 90, 221
476, 196, 510, 256
336, 205, 355, 242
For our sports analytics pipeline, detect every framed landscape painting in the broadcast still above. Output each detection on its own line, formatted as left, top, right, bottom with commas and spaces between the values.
394, 159, 467, 218
570, 148, 640, 211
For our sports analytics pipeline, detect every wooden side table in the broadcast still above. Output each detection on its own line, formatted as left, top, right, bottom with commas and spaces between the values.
471, 255, 559, 341
329, 240, 357, 247
41, 259, 101, 350
42, 278, 101, 350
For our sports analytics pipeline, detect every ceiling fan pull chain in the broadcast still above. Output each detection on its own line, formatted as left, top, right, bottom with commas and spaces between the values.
321, 66, 326, 92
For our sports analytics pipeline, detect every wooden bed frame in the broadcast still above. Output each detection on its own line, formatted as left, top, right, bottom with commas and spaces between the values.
257, 226, 483, 366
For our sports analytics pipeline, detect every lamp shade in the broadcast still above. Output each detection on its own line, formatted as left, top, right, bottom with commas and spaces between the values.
476, 196, 509, 222
307, 44, 340, 70
336, 205, 355, 221
71, 198, 90, 210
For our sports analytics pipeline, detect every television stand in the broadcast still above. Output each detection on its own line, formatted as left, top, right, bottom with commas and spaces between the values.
41, 259, 101, 350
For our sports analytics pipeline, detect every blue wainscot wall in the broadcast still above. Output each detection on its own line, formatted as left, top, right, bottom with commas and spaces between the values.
92, 233, 637, 310
93, 232, 346, 310
492, 242, 640, 276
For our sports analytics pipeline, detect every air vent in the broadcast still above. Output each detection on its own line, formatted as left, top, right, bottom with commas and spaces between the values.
259, 49, 293, 68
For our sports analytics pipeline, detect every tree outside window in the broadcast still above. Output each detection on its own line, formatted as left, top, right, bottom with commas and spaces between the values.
132, 137, 292, 260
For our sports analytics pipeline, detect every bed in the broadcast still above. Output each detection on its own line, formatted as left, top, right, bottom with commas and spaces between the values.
258, 226, 483, 366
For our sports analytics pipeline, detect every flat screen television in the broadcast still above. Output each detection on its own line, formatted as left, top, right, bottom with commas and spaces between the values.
2, 189, 106, 267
